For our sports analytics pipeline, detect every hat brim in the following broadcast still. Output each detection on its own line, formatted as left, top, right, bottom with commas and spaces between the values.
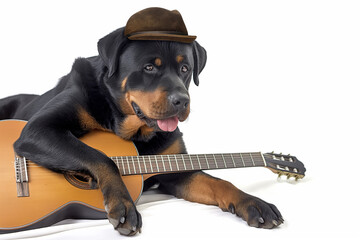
128, 33, 196, 43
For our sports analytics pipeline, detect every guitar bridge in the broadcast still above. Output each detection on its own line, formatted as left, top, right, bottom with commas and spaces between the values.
14, 155, 29, 197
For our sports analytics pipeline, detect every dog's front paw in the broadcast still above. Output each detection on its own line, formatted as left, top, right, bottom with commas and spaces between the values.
229, 194, 284, 229
104, 195, 142, 236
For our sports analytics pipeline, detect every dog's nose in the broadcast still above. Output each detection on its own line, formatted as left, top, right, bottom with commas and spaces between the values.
169, 93, 190, 111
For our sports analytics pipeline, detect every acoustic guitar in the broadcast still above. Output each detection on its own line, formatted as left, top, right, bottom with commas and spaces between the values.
0, 120, 306, 233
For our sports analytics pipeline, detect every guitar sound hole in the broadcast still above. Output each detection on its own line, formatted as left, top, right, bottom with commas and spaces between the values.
74, 174, 88, 182
64, 173, 98, 190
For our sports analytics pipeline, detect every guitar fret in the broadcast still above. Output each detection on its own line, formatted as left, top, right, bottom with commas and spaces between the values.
239, 153, 245, 167
126, 157, 131, 175
167, 155, 173, 171
172, 155, 178, 171
120, 157, 124, 175
204, 155, 210, 169
221, 154, 227, 168
196, 155, 202, 169
224, 154, 232, 168
137, 156, 142, 174
181, 155, 186, 170
204, 154, 209, 169
213, 154, 219, 168
174, 155, 180, 171
149, 155, 153, 173
257, 152, 266, 166
260, 153, 267, 167
131, 156, 136, 174
154, 156, 160, 172
249, 153, 255, 166
230, 154, 236, 167
241, 153, 249, 166
160, 155, 166, 172
142, 156, 147, 173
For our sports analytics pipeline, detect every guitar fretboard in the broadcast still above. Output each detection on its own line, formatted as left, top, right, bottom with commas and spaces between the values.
110, 152, 266, 176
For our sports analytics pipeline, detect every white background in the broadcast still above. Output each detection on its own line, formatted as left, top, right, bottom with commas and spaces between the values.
1, 0, 359, 239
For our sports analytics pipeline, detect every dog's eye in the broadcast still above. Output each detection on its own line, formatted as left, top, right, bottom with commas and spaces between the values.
181, 65, 189, 73
144, 64, 154, 72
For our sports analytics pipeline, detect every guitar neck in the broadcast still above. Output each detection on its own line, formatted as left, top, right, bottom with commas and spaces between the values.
110, 152, 266, 176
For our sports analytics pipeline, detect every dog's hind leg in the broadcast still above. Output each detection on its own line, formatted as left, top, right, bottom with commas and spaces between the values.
0, 94, 38, 120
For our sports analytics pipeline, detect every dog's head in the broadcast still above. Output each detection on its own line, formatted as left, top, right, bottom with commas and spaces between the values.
97, 27, 206, 137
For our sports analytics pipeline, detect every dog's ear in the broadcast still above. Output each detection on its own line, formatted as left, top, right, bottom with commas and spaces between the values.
192, 41, 207, 86
97, 27, 128, 77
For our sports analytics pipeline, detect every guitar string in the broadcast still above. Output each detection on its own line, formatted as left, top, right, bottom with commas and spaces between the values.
23, 154, 265, 168
20, 159, 301, 177
16, 165, 302, 178
23, 153, 264, 166
23, 160, 266, 176
20, 161, 266, 176
23, 153, 264, 163
24, 159, 264, 168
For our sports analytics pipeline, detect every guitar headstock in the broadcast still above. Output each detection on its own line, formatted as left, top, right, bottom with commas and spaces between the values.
263, 152, 306, 180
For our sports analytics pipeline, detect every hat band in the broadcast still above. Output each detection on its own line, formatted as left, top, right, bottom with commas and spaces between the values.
126, 30, 187, 37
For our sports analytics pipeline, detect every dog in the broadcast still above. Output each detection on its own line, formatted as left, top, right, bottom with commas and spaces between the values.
0, 8, 283, 236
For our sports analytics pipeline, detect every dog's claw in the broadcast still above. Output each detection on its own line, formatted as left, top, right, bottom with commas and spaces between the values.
259, 217, 265, 224
118, 228, 131, 236
228, 203, 235, 214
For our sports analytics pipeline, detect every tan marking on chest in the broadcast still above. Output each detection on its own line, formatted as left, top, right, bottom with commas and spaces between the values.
160, 139, 182, 155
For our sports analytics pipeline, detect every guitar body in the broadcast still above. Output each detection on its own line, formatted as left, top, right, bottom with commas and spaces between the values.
0, 120, 143, 233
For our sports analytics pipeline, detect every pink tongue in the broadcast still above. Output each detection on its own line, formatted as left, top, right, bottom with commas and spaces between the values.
157, 117, 179, 132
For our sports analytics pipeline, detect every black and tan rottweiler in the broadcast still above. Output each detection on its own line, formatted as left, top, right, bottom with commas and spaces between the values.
0, 8, 283, 236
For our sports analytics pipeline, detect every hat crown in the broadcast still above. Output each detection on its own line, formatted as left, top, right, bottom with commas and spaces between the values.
125, 8, 188, 36
124, 7, 196, 43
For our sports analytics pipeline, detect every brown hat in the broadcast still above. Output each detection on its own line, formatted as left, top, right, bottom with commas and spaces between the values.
124, 7, 197, 43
